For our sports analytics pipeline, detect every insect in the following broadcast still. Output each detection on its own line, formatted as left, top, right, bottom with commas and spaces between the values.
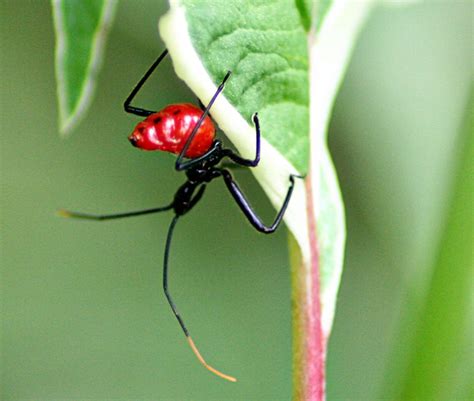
60, 49, 301, 382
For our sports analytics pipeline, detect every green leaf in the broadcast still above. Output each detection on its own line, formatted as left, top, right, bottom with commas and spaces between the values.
159, 0, 373, 396
51, 0, 117, 134
398, 93, 474, 401
178, 0, 310, 173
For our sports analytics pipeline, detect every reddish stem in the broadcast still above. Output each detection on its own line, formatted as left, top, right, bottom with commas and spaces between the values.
291, 171, 325, 401
304, 172, 325, 399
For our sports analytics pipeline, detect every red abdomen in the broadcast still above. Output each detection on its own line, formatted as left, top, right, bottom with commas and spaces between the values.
129, 104, 215, 158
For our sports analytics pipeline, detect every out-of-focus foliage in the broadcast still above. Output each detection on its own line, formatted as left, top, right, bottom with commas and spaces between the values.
52, 0, 117, 134
397, 92, 473, 401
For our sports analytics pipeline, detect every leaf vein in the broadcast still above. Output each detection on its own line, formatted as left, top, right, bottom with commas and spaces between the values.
238, 68, 308, 104
207, 26, 303, 49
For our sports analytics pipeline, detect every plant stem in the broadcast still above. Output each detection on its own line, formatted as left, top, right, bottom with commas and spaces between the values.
290, 173, 325, 401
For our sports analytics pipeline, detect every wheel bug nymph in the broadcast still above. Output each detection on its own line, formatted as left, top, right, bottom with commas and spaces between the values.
59, 49, 301, 382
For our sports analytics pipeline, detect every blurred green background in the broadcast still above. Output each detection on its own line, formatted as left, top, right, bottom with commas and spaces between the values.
1, 1, 472, 400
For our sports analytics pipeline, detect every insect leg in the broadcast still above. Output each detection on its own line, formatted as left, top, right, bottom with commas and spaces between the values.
57, 203, 173, 221
222, 113, 261, 167
123, 49, 169, 117
221, 170, 299, 234
162, 215, 236, 382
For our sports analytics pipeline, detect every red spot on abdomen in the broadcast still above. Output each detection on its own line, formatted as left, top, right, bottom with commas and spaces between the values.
129, 103, 215, 158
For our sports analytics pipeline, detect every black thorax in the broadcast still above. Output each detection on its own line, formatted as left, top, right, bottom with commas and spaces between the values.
172, 140, 225, 216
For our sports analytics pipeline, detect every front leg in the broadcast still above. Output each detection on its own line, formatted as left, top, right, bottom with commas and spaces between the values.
123, 49, 169, 117
222, 113, 260, 167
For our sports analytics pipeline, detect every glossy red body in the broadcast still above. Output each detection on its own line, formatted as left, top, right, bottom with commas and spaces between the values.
128, 103, 215, 158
